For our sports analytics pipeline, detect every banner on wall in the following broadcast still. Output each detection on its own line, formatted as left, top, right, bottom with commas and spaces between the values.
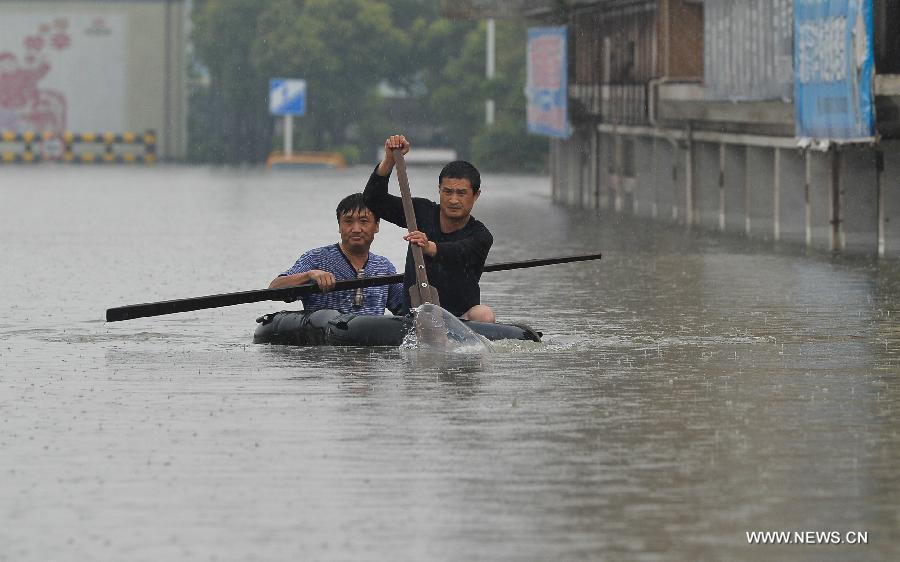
0, 14, 125, 133
794, 0, 875, 140
526, 26, 569, 139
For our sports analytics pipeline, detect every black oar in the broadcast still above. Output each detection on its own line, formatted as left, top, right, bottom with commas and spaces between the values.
105, 253, 602, 322
393, 148, 440, 307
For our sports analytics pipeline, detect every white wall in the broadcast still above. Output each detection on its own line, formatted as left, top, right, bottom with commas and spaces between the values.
0, 0, 186, 159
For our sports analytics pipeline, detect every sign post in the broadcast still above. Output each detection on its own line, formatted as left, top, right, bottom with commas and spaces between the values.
268, 78, 306, 157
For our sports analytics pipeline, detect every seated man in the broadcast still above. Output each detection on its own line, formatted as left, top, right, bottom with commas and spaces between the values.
364, 134, 495, 322
269, 193, 405, 315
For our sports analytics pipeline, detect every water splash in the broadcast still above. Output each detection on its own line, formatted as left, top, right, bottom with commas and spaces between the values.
401, 303, 493, 353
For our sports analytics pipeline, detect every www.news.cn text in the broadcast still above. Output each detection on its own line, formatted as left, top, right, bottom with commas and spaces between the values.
746, 531, 868, 545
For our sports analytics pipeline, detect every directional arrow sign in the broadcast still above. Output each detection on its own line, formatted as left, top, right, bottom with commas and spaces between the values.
269, 79, 306, 116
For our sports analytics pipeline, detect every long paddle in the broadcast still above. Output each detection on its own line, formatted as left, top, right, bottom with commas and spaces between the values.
105, 253, 602, 322
392, 148, 440, 307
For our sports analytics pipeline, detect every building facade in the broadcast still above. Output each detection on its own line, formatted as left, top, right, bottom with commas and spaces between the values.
0, 0, 187, 160
469, 0, 900, 256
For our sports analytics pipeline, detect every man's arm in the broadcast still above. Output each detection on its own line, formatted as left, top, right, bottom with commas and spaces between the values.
269, 251, 336, 292
363, 134, 411, 227
386, 281, 407, 315
268, 269, 335, 291
363, 168, 406, 227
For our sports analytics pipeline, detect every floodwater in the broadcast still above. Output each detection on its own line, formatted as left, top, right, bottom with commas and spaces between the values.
1, 165, 898, 561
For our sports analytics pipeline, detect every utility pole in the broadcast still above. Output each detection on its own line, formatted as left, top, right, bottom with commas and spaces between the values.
485, 18, 495, 126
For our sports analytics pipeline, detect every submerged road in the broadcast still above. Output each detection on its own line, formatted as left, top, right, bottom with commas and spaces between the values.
1, 165, 898, 560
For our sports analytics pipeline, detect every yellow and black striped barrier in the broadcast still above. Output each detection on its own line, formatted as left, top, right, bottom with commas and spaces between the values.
0, 130, 156, 164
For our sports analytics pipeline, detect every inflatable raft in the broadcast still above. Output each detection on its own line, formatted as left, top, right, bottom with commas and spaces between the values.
253, 309, 542, 346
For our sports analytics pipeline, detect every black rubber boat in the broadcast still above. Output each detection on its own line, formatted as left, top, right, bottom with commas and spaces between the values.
253, 310, 542, 346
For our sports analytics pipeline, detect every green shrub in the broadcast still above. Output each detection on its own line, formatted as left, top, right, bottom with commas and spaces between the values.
471, 122, 548, 173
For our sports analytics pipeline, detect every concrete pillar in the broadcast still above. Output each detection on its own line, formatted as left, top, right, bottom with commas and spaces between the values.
694, 141, 720, 230
579, 131, 593, 208
598, 134, 612, 210
651, 137, 659, 219
805, 152, 812, 246
634, 137, 655, 217
877, 149, 884, 256
777, 148, 807, 245
653, 137, 678, 222
613, 136, 624, 212
550, 139, 559, 202
718, 144, 726, 231
773, 148, 781, 241
830, 151, 842, 251
674, 140, 687, 224
746, 146, 774, 239
723, 144, 746, 233
685, 133, 695, 226
807, 150, 833, 250
589, 130, 599, 209
881, 141, 900, 257
571, 137, 582, 206
839, 148, 878, 254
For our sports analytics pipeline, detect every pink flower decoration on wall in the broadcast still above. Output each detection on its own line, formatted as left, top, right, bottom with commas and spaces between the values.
24, 35, 44, 52
1, 18, 72, 132
51, 33, 70, 50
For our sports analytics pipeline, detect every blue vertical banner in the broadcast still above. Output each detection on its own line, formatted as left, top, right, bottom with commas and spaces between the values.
794, 0, 875, 139
526, 26, 569, 138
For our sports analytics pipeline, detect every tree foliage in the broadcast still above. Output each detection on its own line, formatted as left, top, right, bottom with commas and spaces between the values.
190, 0, 271, 163
252, 0, 407, 152
189, 0, 547, 171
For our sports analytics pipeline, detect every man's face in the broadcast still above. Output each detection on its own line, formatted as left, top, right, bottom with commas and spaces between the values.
338, 209, 379, 252
438, 177, 479, 222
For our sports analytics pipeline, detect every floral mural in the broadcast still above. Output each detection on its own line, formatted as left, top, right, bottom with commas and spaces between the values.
0, 18, 71, 132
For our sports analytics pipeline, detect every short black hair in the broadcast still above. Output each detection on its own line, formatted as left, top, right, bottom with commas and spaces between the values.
336, 193, 378, 221
439, 160, 481, 192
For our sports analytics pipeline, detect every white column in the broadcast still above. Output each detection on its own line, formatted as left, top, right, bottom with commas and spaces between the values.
718, 143, 726, 231
877, 150, 885, 257
805, 150, 812, 247
773, 147, 781, 242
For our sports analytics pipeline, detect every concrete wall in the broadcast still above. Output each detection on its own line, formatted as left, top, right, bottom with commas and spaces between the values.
806, 150, 834, 250
746, 146, 775, 241
694, 142, 720, 230
777, 148, 806, 245
882, 141, 900, 256
840, 149, 879, 254
0, 0, 187, 159
653, 137, 679, 222
552, 128, 900, 258
723, 144, 746, 234
634, 137, 655, 217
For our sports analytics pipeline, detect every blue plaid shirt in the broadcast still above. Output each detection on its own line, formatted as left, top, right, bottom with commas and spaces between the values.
279, 244, 405, 315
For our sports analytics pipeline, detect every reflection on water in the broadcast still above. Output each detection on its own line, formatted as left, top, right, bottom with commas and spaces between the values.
1, 166, 899, 560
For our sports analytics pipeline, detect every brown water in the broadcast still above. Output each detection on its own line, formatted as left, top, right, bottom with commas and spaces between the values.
1, 165, 898, 560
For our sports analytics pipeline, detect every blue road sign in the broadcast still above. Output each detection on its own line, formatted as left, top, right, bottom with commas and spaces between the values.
269, 79, 306, 116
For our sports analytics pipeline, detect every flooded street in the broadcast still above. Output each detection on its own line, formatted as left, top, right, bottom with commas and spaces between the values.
1, 165, 899, 561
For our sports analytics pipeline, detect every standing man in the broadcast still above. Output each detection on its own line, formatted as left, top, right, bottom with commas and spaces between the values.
364, 134, 495, 322
269, 193, 405, 315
